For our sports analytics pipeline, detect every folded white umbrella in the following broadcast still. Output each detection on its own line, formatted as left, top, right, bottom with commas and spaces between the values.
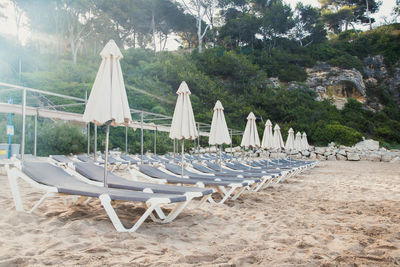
209, 100, 231, 145
169, 81, 198, 176
209, 100, 231, 168
261, 119, 274, 150
83, 40, 132, 187
285, 128, 295, 150
272, 124, 284, 150
301, 132, 309, 150
240, 112, 260, 148
294, 131, 302, 151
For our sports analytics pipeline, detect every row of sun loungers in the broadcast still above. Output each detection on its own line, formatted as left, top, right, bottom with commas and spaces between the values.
6, 152, 317, 233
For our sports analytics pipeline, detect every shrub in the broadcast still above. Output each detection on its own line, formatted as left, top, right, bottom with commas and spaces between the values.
38, 122, 86, 156
313, 123, 363, 146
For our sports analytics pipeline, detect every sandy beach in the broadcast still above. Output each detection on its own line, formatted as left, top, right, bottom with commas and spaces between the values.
0, 161, 399, 266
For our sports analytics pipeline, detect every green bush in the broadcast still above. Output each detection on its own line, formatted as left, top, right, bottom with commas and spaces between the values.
38, 122, 86, 156
313, 123, 363, 146
328, 54, 363, 72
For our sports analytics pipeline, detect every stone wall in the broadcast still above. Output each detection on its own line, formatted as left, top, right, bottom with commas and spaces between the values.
219, 139, 400, 163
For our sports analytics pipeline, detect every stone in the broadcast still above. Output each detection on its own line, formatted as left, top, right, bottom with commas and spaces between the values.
327, 155, 337, 161
324, 151, 332, 156
316, 154, 326, 160
338, 149, 347, 156
355, 139, 379, 151
328, 142, 336, 147
309, 152, 316, 160
314, 147, 326, 154
347, 152, 360, 161
336, 154, 347, 160
381, 152, 394, 162
390, 157, 400, 163
364, 152, 381, 162
301, 150, 310, 157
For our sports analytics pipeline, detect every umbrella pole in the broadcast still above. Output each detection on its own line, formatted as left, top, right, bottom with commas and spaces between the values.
219, 145, 222, 172
104, 124, 110, 187
173, 139, 176, 163
94, 124, 97, 162
181, 139, 184, 177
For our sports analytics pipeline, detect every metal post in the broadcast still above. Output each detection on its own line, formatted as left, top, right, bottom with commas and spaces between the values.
230, 129, 233, 159
33, 114, 37, 156
104, 124, 110, 187
140, 111, 143, 163
7, 98, 13, 159
173, 138, 176, 162
21, 88, 26, 160
181, 139, 184, 177
85, 90, 90, 154
154, 127, 157, 155
197, 123, 200, 155
125, 126, 128, 154
94, 124, 97, 161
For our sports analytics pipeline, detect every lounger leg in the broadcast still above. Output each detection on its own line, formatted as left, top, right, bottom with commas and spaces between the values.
149, 201, 189, 223
7, 168, 58, 213
7, 169, 24, 211
208, 185, 241, 204
253, 178, 269, 192
231, 186, 247, 200
197, 195, 209, 207
29, 191, 56, 213
100, 194, 165, 233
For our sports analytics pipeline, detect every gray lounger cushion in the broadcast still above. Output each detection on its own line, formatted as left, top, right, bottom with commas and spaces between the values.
74, 162, 213, 196
22, 162, 186, 203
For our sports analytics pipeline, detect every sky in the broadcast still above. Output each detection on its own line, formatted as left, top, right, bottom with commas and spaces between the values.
0, 0, 398, 48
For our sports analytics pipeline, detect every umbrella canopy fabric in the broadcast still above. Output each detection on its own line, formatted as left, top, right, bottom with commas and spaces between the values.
261, 119, 274, 150
240, 112, 260, 148
82, 40, 131, 187
294, 131, 302, 151
272, 124, 284, 150
285, 128, 295, 150
83, 40, 131, 126
209, 100, 231, 145
301, 132, 309, 150
169, 81, 198, 140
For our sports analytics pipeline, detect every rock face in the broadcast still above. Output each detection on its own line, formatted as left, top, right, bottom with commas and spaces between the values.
306, 63, 366, 109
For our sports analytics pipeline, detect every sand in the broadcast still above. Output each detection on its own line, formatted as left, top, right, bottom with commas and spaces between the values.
0, 161, 399, 266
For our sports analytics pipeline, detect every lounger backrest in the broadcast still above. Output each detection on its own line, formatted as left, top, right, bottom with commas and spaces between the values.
120, 155, 139, 164
165, 163, 191, 176
139, 164, 175, 179
77, 155, 93, 162
191, 163, 213, 173
205, 161, 220, 171
22, 162, 106, 197
52, 155, 73, 163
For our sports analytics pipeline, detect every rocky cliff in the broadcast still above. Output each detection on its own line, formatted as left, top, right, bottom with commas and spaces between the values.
283, 55, 400, 109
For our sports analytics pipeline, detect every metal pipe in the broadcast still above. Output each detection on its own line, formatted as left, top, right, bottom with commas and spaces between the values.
33, 114, 37, 156
125, 126, 128, 154
85, 90, 90, 155
197, 122, 200, 155
173, 138, 176, 162
181, 139, 184, 177
94, 124, 97, 161
140, 111, 143, 164
87, 123, 90, 154
21, 88, 26, 160
104, 124, 109, 187
0, 82, 85, 102
230, 129, 233, 159
154, 127, 157, 155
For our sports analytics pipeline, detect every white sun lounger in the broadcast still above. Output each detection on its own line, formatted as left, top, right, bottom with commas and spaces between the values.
6, 161, 191, 233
